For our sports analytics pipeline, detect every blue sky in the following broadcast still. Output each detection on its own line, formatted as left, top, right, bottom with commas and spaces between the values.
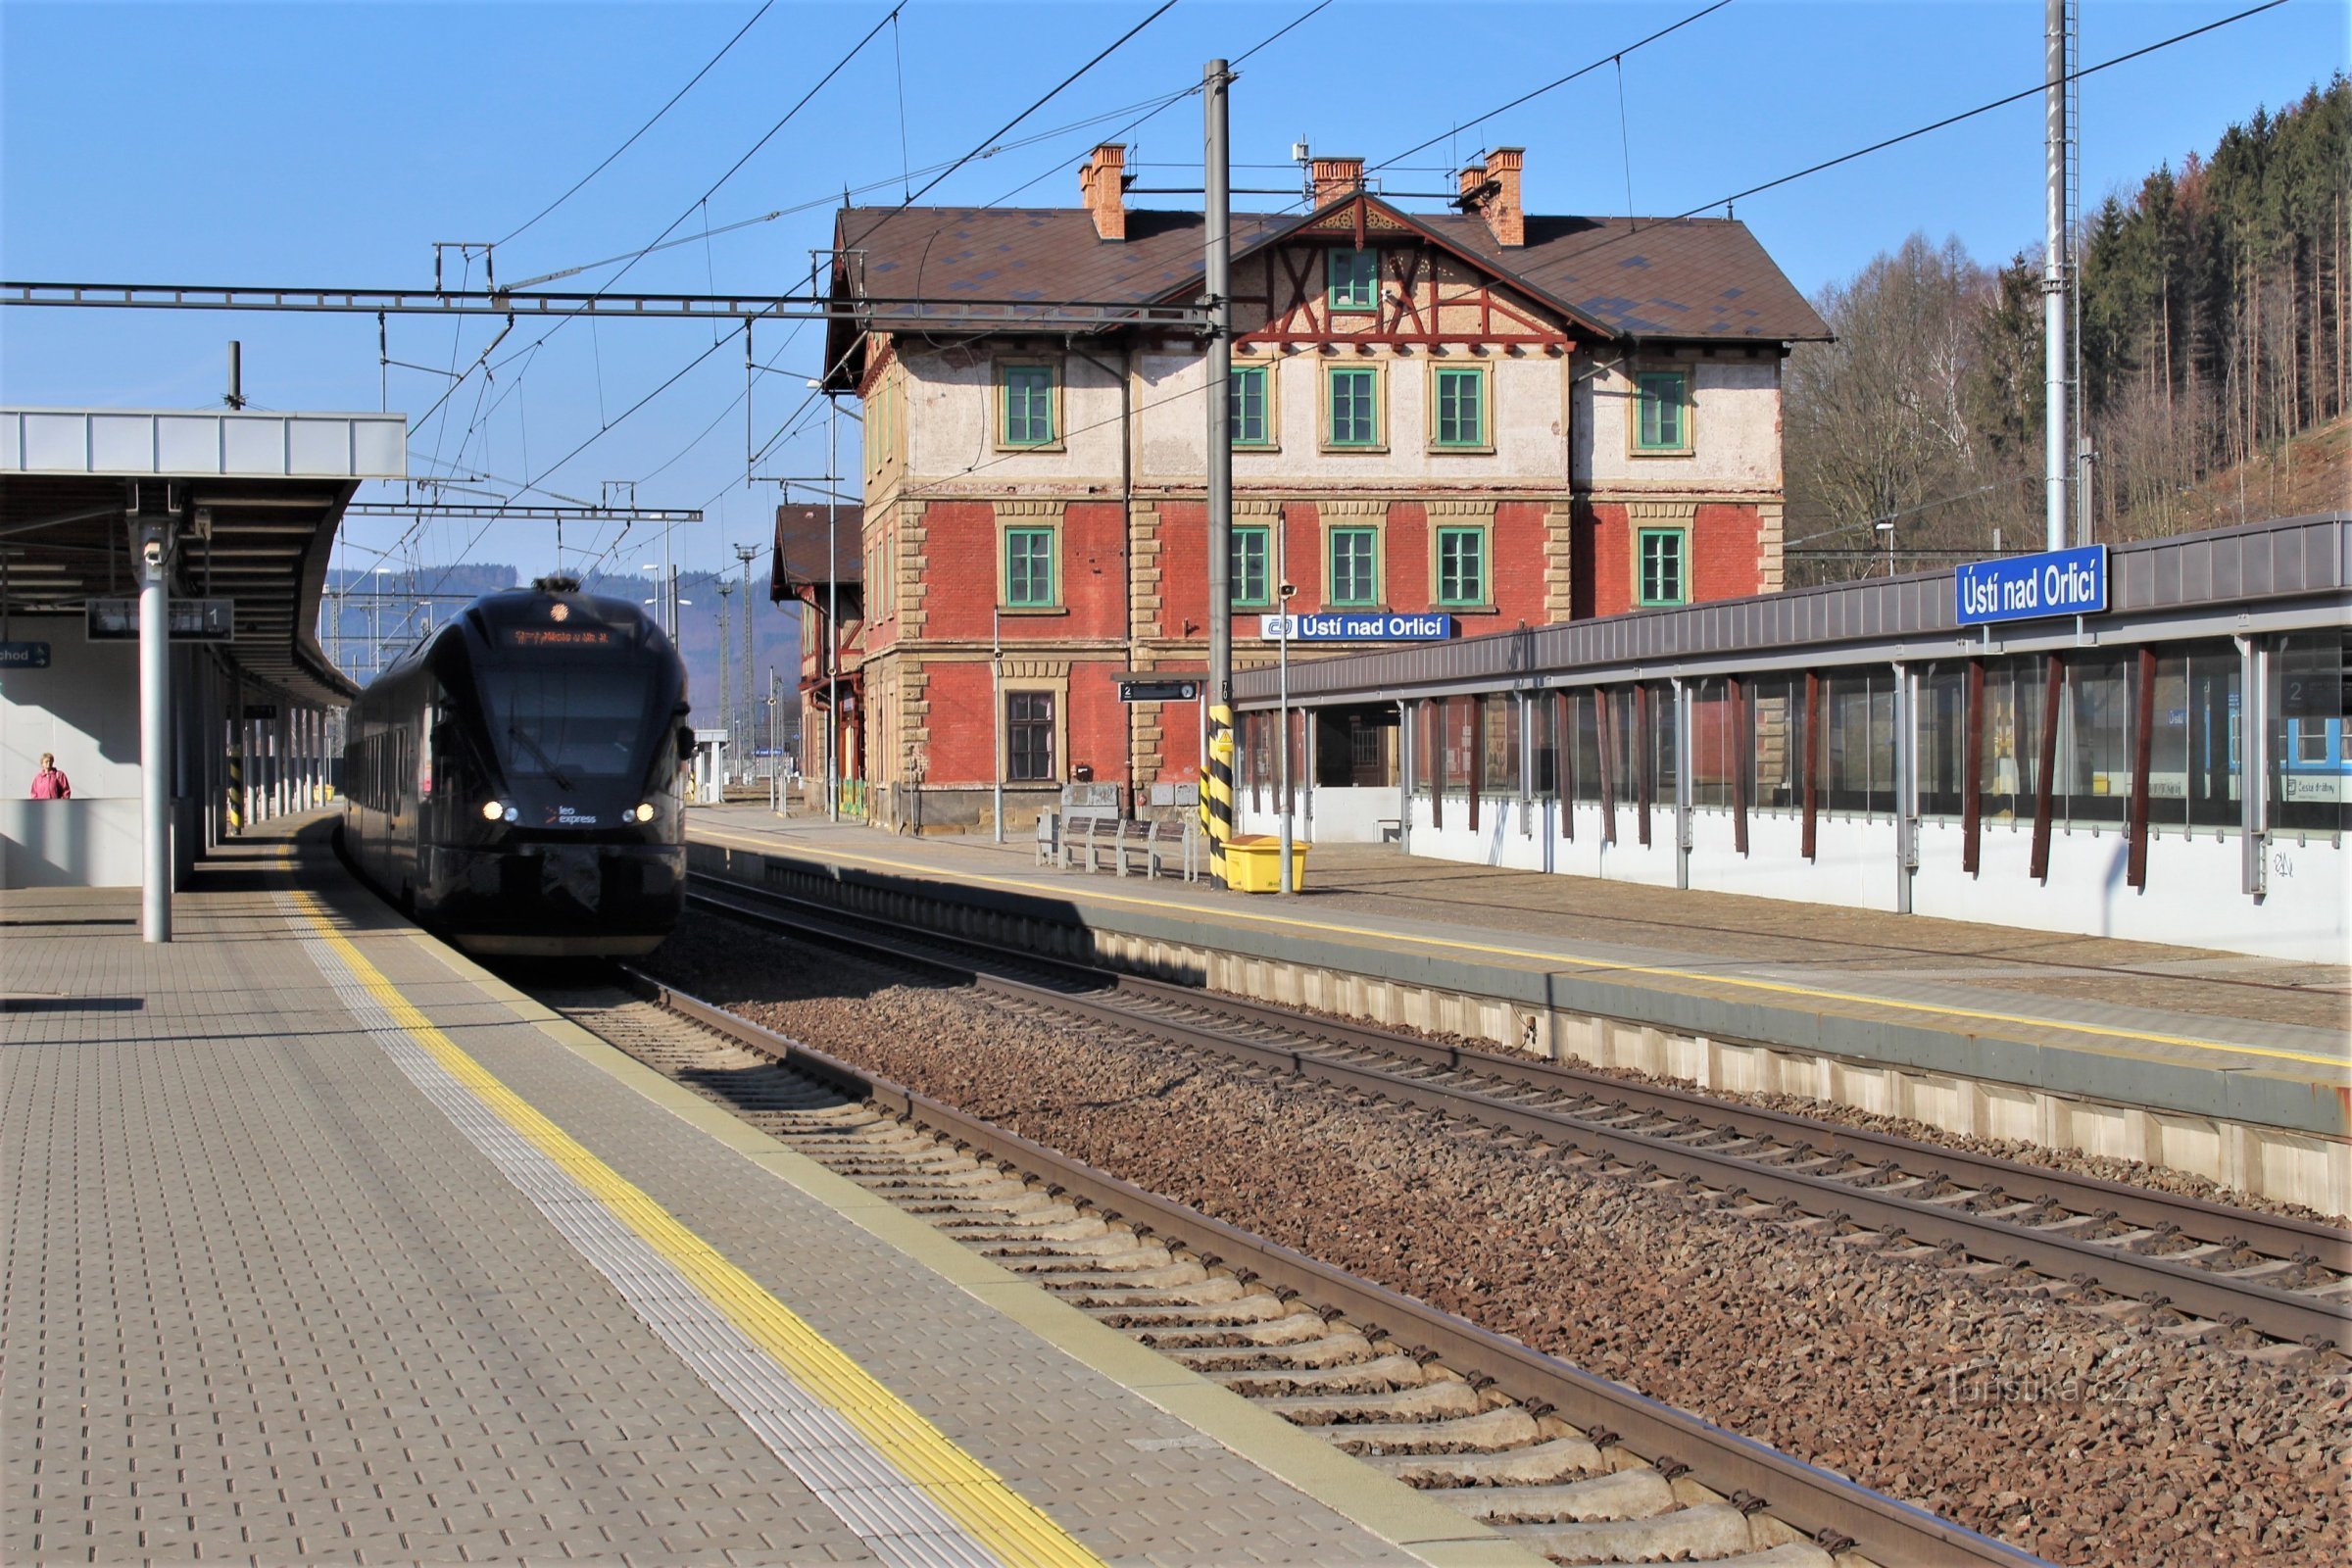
2, 0, 2342, 589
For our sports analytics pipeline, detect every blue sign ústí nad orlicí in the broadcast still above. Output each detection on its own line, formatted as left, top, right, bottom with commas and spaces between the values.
1257, 612, 1453, 641
1954, 545, 2108, 626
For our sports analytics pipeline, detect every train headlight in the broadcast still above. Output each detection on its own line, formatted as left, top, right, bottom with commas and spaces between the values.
480, 799, 506, 821
633, 802, 656, 822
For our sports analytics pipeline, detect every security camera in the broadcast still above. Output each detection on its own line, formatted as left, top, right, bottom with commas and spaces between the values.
142, 539, 164, 567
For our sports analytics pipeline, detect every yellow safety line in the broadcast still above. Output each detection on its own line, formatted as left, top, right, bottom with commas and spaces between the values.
696, 828, 2349, 1072
286, 885, 1105, 1568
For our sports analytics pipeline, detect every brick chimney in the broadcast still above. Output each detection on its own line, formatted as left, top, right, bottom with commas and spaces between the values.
1460, 146, 1526, 247
1309, 155, 1364, 209
1079, 143, 1127, 241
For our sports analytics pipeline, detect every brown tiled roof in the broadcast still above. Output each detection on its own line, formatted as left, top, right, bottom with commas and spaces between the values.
770, 504, 861, 597
829, 200, 1827, 347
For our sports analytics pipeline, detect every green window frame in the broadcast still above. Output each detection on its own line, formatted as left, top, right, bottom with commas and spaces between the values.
1229, 364, 1272, 448
1325, 366, 1380, 448
1328, 248, 1378, 313
1434, 367, 1486, 448
1635, 370, 1689, 452
1436, 526, 1487, 607
1328, 526, 1379, 608
1004, 525, 1057, 608
1230, 524, 1271, 608
1002, 364, 1055, 447
1638, 527, 1687, 607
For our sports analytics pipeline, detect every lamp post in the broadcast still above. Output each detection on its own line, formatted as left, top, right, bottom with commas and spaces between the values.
1876, 519, 1896, 578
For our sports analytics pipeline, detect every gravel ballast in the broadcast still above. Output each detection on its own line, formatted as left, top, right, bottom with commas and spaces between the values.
650, 914, 2351, 1568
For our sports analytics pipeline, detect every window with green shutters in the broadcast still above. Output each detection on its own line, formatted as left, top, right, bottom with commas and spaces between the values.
1002, 365, 1055, 447
1004, 526, 1056, 607
1230, 525, 1271, 608
1326, 366, 1379, 448
1434, 367, 1486, 448
1437, 526, 1487, 606
1638, 527, 1687, 606
1635, 370, 1689, 452
1328, 527, 1378, 607
1328, 248, 1378, 312
1229, 365, 1271, 448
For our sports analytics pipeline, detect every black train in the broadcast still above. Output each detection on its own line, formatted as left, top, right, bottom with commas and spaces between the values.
342, 580, 690, 956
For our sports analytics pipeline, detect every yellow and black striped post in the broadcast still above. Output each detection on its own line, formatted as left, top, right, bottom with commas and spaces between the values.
1204, 703, 1235, 889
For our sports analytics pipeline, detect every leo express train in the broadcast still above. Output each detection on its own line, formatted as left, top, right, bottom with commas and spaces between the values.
342, 582, 689, 956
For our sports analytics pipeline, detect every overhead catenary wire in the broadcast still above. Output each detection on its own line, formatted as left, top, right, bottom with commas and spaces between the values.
1370, 0, 1734, 172
498, 1, 777, 249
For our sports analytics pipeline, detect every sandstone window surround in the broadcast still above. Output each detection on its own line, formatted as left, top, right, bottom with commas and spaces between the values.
1427, 500, 1497, 612
994, 501, 1066, 614
1631, 501, 1697, 607
1322, 362, 1386, 452
995, 357, 1064, 452
1633, 366, 1692, 456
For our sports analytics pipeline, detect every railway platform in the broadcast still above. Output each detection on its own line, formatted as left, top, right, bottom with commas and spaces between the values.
687, 808, 2351, 1213
2, 812, 1540, 1568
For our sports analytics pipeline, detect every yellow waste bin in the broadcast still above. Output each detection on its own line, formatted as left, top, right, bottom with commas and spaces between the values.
1224, 834, 1309, 893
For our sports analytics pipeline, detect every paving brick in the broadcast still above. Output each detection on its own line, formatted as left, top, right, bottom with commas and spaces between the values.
5, 822, 1423, 1566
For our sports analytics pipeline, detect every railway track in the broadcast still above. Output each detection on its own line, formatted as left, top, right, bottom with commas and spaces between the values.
684, 875, 2352, 1356
551, 974, 2049, 1568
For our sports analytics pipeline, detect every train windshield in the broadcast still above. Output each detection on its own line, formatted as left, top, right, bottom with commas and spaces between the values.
486, 665, 657, 784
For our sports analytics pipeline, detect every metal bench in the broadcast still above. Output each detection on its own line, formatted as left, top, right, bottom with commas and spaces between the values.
1114, 817, 1200, 881
1058, 807, 1124, 871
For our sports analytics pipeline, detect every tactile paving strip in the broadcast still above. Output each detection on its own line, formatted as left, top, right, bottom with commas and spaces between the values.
276, 890, 1081, 1568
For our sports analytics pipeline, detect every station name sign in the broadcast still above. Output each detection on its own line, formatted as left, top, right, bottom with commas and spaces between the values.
1955, 545, 2107, 626
1256, 612, 1453, 642
86, 597, 236, 642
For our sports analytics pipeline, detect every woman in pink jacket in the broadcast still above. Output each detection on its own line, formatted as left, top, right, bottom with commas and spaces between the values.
30, 753, 71, 799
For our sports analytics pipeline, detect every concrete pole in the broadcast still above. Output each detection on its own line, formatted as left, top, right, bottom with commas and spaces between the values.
136, 516, 173, 942
1202, 57, 1235, 890
2042, 0, 2071, 553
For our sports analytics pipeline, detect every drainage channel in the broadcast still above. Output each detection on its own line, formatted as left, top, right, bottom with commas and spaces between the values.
553, 972, 2050, 1568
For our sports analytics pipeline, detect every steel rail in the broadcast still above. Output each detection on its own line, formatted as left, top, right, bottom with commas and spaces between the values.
688, 871, 2351, 1268
684, 881, 2351, 1349
627, 965, 2053, 1568
1114, 982, 2352, 1270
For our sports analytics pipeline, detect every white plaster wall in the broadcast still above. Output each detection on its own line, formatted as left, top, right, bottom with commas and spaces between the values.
1136, 350, 1573, 487
1237, 784, 1398, 844
0, 797, 143, 887
1915, 819, 2348, 964
1575, 356, 1782, 491
0, 616, 142, 797
1689, 809, 1900, 910
1374, 788, 2341, 963
903, 344, 1124, 483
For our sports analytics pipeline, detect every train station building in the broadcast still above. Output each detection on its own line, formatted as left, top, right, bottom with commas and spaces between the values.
807, 145, 1830, 831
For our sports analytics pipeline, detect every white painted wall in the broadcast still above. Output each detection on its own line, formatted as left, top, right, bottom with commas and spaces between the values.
895, 340, 1788, 498
1136, 350, 1574, 486
0, 797, 143, 887
0, 616, 141, 797
1574, 356, 1783, 492
903, 343, 1125, 483
1238, 784, 1397, 844
1340, 789, 2346, 964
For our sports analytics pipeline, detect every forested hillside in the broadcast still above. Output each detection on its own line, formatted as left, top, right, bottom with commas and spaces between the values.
1785, 75, 2348, 583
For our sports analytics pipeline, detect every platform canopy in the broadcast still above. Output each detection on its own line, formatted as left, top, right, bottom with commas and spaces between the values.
1, 408, 407, 707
